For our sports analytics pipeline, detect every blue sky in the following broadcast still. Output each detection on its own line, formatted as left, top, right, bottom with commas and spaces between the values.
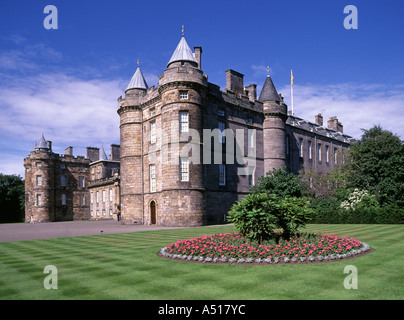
1, 0, 404, 177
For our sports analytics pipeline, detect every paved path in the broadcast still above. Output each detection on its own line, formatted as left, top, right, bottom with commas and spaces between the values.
0, 220, 194, 242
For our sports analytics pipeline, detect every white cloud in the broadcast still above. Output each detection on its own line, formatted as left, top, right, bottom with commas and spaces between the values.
0, 71, 127, 176
277, 82, 404, 139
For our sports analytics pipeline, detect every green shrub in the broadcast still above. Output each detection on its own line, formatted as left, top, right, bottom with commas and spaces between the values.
227, 193, 312, 242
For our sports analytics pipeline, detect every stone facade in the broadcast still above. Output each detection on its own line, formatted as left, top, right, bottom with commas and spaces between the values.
24, 139, 121, 223
24, 33, 356, 225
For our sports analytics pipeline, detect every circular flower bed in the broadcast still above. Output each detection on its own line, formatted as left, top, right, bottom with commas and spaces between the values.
158, 232, 371, 264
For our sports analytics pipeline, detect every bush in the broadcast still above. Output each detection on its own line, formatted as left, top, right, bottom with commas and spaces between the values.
227, 193, 312, 242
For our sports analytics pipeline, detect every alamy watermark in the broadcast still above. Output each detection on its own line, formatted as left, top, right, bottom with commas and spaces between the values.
344, 5, 358, 30
147, 121, 256, 176
43, 5, 58, 30
343, 265, 358, 289
43, 265, 58, 289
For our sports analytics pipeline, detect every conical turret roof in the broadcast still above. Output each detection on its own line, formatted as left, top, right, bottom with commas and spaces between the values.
167, 35, 197, 67
126, 65, 148, 91
99, 145, 108, 160
258, 74, 280, 102
36, 132, 49, 150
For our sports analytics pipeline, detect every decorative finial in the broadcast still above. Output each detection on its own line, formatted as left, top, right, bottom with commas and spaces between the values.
267, 66, 270, 77
137, 59, 140, 67
182, 25, 184, 36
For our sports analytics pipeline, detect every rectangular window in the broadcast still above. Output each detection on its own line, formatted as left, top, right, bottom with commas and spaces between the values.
179, 91, 188, 99
308, 141, 312, 159
91, 192, 94, 204
150, 121, 156, 144
79, 176, 85, 188
218, 109, 225, 117
62, 194, 67, 206
150, 164, 156, 192
36, 175, 42, 186
102, 190, 106, 202
97, 210, 100, 216
102, 209, 106, 216
334, 147, 338, 164
248, 129, 255, 149
96, 191, 99, 203
298, 138, 303, 157
248, 166, 255, 187
179, 111, 189, 133
218, 121, 225, 143
60, 175, 66, 187
60, 164, 65, 169
219, 164, 226, 186
180, 158, 189, 182
91, 211, 94, 217
81, 194, 85, 206
317, 143, 322, 162
150, 107, 156, 116
109, 188, 113, 202
36, 194, 42, 206
326, 145, 330, 163
36, 162, 42, 167
109, 209, 113, 216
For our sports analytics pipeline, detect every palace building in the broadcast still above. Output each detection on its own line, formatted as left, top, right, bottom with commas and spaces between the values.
24, 32, 356, 225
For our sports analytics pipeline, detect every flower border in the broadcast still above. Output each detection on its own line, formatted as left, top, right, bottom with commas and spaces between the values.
158, 236, 372, 265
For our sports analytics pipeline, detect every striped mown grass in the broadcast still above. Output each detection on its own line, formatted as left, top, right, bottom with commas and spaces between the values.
0, 224, 403, 300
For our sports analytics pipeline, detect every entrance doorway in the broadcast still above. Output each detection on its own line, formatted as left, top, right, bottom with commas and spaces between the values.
150, 201, 156, 225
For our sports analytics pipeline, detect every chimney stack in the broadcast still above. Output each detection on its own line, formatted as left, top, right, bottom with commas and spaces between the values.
65, 146, 73, 156
315, 113, 323, 126
226, 69, 244, 95
327, 116, 343, 133
244, 84, 257, 101
194, 46, 202, 69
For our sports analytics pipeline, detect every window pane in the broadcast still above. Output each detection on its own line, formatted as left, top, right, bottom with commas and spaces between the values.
219, 164, 226, 185
150, 121, 156, 143
180, 112, 189, 133
180, 158, 189, 181
150, 164, 156, 192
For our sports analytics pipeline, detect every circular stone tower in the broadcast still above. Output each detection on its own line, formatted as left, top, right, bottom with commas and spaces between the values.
117, 63, 148, 224
156, 33, 208, 226
259, 72, 288, 173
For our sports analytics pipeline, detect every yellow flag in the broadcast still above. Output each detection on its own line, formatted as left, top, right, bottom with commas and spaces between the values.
291, 69, 294, 86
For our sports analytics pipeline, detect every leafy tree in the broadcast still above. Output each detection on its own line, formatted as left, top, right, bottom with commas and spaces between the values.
250, 167, 304, 198
0, 173, 25, 223
347, 125, 404, 206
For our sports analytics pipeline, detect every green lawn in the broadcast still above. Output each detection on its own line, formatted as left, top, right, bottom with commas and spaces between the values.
0, 224, 403, 300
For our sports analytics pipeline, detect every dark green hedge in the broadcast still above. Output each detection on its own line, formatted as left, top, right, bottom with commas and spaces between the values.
310, 203, 404, 224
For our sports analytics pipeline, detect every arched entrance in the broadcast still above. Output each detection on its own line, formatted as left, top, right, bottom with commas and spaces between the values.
150, 201, 156, 225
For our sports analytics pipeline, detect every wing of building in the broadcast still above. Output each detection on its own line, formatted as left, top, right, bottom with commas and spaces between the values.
24, 33, 356, 225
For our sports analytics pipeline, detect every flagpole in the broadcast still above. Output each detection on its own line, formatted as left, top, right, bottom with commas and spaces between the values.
291, 69, 294, 115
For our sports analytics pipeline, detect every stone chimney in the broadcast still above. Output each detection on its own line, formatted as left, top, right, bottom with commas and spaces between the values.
315, 113, 323, 126
86, 147, 99, 162
327, 116, 343, 133
226, 69, 244, 95
244, 84, 257, 101
47, 140, 52, 151
194, 46, 202, 69
65, 146, 73, 156
111, 144, 121, 161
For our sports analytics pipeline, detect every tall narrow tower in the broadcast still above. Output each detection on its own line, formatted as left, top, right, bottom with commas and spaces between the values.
24, 132, 55, 222
157, 30, 207, 225
259, 69, 288, 173
117, 62, 148, 224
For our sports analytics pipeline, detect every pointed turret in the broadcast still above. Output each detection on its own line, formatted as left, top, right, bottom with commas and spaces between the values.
167, 26, 197, 67
99, 145, 108, 161
258, 67, 280, 102
36, 132, 49, 150
126, 60, 148, 92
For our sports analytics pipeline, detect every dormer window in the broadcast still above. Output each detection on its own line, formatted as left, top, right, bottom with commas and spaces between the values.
179, 91, 188, 100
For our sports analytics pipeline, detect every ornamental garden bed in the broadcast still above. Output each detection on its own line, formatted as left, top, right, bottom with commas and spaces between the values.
158, 232, 372, 265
